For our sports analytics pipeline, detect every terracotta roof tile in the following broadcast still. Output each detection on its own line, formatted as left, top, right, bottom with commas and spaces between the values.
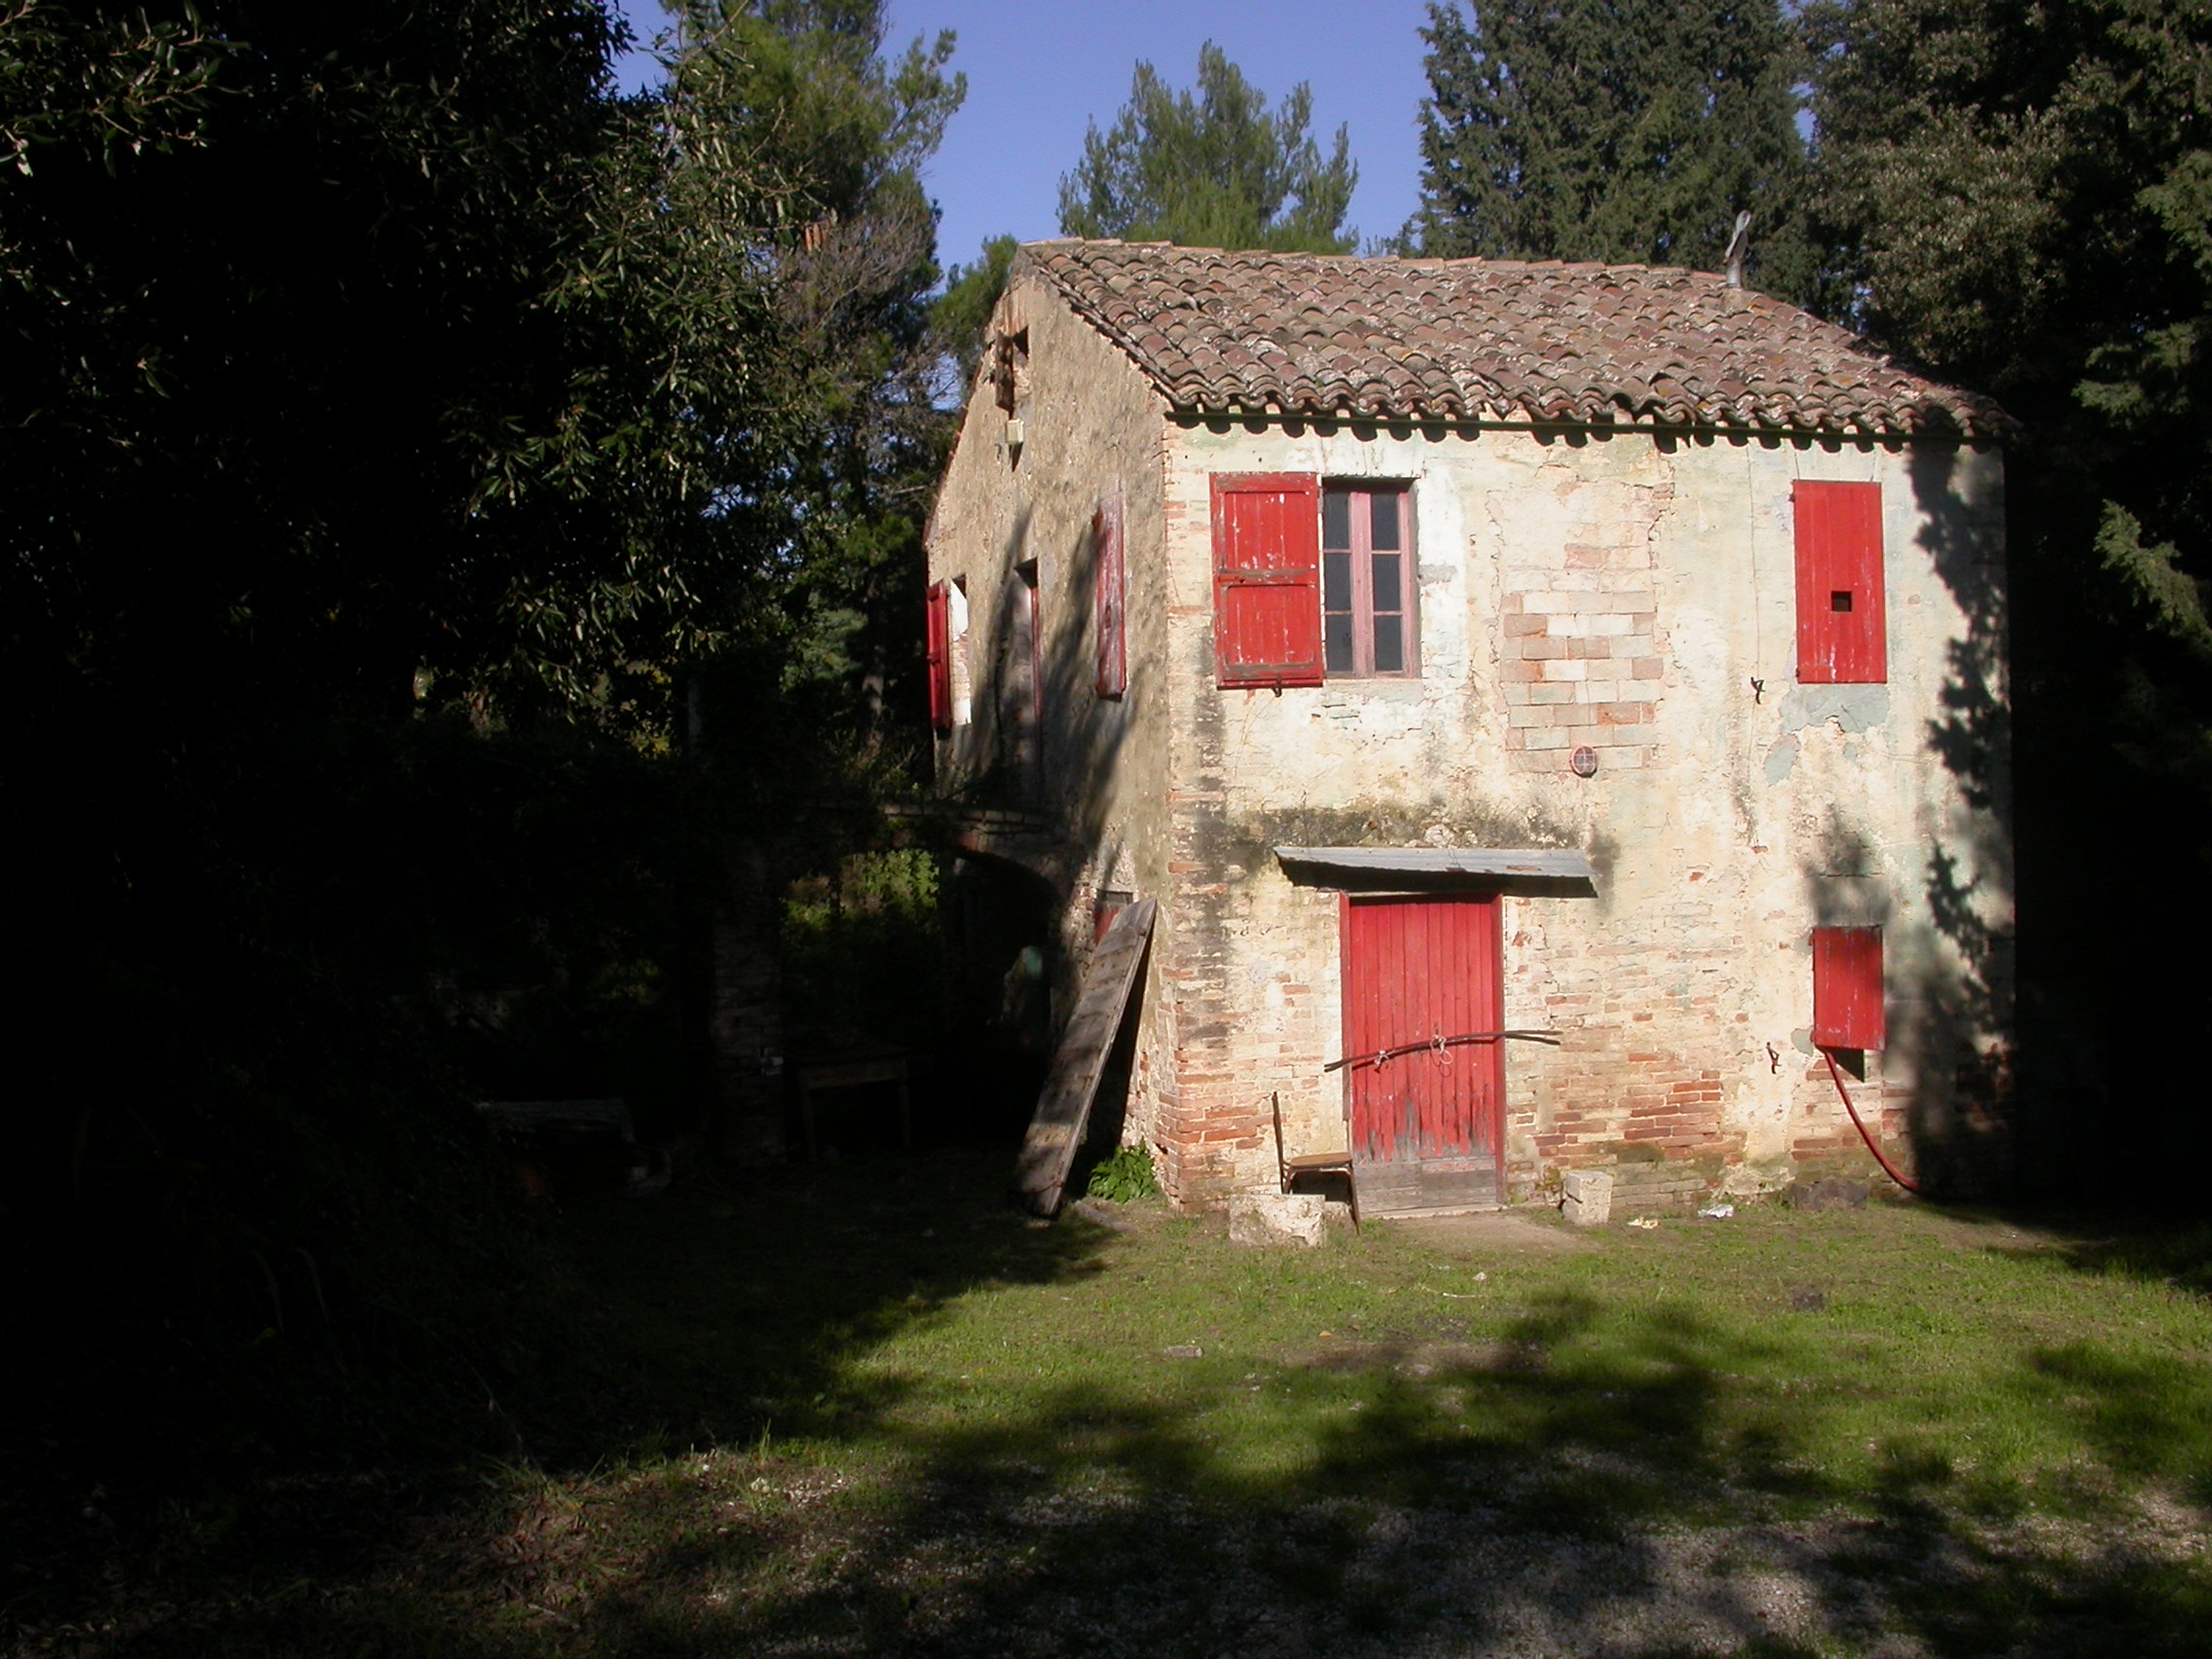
1022, 240, 2007, 439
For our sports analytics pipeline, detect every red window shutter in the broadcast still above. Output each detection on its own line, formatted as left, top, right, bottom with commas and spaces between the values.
1812, 926, 1885, 1050
925, 580, 951, 730
1212, 473, 1323, 688
1793, 481, 1887, 683
1093, 498, 1126, 697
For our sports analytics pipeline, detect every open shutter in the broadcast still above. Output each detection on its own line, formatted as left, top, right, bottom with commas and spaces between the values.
1212, 473, 1322, 688
1793, 481, 1887, 683
925, 579, 951, 730
1812, 926, 1885, 1050
1093, 497, 1125, 697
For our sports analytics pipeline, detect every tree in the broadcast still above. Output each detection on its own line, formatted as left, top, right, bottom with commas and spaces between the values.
933, 232, 1019, 389
0, 0, 965, 1493
658, 1, 968, 749
1408, 0, 1813, 299
1057, 43, 1358, 254
1801, 0, 2212, 1191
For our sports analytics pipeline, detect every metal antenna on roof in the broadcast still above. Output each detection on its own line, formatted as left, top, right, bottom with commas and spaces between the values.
1724, 212, 1752, 289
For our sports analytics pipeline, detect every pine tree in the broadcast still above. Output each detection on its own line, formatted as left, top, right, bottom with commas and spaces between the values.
1057, 43, 1357, 254
1409, 0, 1812, 299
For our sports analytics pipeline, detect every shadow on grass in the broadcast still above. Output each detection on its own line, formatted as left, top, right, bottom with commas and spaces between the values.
1926, 1201, 2212, 1298
28, 1162, 2212, 1658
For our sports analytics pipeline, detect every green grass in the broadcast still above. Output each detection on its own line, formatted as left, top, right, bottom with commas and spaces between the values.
20, 1152, 2212, 1656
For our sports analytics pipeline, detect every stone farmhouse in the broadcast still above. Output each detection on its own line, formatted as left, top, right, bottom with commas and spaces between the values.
924, 240, 2013, 1217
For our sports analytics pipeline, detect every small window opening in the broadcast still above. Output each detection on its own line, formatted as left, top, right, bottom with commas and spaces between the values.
948, 577, 972, 726
991, 329, 1030, 415
1011, 561, 1042, 793
1320, 483, 1416, 678
1793, 480, 1886, 683
1812, 925, 1885, 1051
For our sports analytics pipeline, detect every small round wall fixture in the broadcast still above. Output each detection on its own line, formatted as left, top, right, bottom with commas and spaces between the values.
1569, 745, 1599, 778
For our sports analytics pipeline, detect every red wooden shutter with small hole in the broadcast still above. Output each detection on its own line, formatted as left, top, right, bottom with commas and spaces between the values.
1094, 498, 1125, 697
925, 580, 951, 729
1812, 926, 1884, 1050
1793, 481, 1886, 683
1212, 473, 1322, 688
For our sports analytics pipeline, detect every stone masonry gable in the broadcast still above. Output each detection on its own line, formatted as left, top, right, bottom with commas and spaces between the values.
1021, 240, 2009, 439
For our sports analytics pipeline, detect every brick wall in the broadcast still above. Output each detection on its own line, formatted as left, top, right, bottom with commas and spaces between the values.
1139, 419, 2011, 1209
1497, 486, 1669, 775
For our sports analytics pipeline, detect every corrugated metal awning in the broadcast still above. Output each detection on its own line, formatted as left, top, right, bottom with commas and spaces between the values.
1273, 845, 1598, 894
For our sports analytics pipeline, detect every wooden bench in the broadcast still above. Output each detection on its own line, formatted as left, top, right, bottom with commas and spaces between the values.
1272, 1091, 1359, 1228
796, 1049, 927, 1161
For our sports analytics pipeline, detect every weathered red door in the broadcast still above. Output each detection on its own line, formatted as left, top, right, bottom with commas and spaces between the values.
1341, 894, 1505, 1211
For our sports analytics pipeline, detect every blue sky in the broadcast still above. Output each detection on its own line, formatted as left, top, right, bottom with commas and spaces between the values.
610, 0, 1438, 276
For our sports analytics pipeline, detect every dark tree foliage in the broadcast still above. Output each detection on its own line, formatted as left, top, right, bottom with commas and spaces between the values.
1410, 0, 1814, 300
0, 0, 962, 1501
1058, 42, 1358, 254
1803, 0, 2212, 1189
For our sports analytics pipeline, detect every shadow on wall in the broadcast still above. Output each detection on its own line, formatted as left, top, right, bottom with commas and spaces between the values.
1905, 442, 2015, 1191
962, 488, 1140, 859
947, 479, 1142, 978
1794, 445, 2013, 1195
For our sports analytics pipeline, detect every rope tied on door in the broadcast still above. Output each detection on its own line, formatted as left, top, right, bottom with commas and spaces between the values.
1324, 1029, 1562, 1074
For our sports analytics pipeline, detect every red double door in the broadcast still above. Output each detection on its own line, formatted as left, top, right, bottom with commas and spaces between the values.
1341, 895, 1504, 1204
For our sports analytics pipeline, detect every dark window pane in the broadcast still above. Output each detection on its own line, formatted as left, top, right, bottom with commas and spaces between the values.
1370, 490, 1402, 550
1373, 615, 1404, 674
1322, 489, 1351, 549
1831, 589, 1854, 612
1371, 552, 1401, 614
1324, 550, 1351, 611
1325, 612, 1355, 673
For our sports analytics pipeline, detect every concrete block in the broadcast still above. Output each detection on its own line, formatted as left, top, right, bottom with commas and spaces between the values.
1560, 1167, 1614, 1226
1229, 1190, 1327, 1247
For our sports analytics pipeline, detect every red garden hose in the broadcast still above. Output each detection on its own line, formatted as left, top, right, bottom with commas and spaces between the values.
1822, 1048, 1925, 1197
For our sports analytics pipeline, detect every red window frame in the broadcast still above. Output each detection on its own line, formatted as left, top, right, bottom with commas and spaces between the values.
1793, 481, 1887, 683
1093, 495, 1126, 698
925, 579, 952, 730
1212, 473, 1324, 689
1812, 926, 1885, 1051
1321, 483, 1417, 678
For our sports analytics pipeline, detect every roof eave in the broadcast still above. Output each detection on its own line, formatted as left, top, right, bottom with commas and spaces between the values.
1165, 401, 2007, 445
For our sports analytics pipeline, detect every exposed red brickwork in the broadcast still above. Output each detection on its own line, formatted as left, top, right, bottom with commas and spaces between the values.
1499, 515, 1666, 775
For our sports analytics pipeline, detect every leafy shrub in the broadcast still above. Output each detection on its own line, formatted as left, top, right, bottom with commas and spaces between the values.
1086, 1143, 1160, 1202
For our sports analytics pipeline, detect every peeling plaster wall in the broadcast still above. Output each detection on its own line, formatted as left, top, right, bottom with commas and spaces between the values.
1156, 418, 2011, 1207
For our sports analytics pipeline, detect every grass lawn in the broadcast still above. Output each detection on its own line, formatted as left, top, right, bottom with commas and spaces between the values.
18, 1150, 2212, 1656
